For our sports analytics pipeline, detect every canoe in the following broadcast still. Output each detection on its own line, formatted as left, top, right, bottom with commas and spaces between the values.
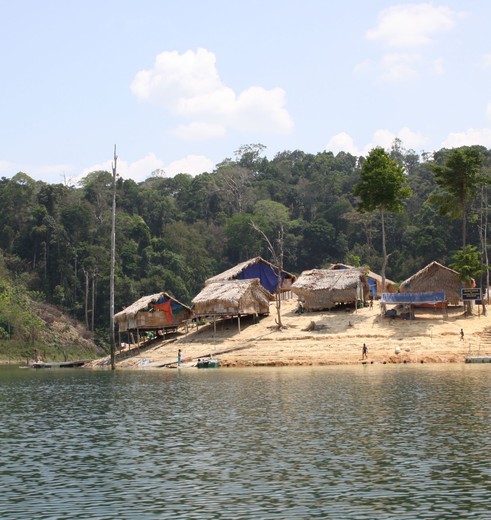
197, 359, 220, 369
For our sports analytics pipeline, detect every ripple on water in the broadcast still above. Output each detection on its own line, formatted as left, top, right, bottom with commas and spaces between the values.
0, 364, 490, 519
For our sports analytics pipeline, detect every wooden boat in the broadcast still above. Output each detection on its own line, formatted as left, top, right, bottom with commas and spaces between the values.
197, 358, 220, 369
465, 356, 491, 363
31, 361, 86, 369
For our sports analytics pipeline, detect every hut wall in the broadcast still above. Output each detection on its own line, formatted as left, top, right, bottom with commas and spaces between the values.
300, 289, 359, 311
399, 272, 462, 305
194, 299, 269, 317
132, 309, 192, 330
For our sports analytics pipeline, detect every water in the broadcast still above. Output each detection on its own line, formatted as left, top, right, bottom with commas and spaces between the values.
0, 364, 490, 519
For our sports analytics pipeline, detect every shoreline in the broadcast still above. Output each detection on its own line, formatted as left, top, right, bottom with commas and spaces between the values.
86, 299, 491, 370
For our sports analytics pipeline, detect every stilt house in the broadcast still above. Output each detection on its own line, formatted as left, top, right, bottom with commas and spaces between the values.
329, 263, 396, 298
192, 279, 271, 318
398, 261, 465, 305
114, 292, 192, 334
206, 256, 296, 295
291, 268, 369, 311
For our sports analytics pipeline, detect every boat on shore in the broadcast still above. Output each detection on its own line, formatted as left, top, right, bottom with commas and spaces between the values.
197, 358, 220, 369
30, 361, 86, 369
465, 356, 491, 363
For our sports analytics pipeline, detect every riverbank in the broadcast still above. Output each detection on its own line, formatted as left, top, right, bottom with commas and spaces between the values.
88, 299, 491, 369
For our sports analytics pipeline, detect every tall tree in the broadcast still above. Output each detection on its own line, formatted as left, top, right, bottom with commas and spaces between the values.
353, 147, 412, 293
430, 146, 484, 247
450, 245, 486, 315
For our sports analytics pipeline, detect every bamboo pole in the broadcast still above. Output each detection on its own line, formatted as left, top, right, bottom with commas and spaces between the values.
109, 145, 117, 370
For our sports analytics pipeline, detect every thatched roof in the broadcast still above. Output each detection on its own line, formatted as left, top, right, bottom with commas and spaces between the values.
293, 268, 366, 292
114, 292, 190, 324
206, 256, 296, 288
192, 279, 271, 316
329, 263, 396, 287
399, 261, 463, 305
292, 268, 369, 311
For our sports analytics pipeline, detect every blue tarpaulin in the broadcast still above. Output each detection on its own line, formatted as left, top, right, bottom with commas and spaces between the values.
381, 292, 446, 304
239, 263, 285, 293
368, 278, 377, 297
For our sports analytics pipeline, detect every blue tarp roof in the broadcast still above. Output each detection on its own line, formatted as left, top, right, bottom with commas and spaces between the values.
381, 292, 446, 304
238, 262, 285, 293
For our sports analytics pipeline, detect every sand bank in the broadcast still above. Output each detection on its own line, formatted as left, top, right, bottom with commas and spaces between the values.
89, 299, 491, 369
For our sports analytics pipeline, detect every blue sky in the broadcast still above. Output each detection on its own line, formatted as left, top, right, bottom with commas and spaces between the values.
1, 0, 491, 184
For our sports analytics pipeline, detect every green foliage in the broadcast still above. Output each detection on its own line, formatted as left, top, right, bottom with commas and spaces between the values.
346, 254, 361, 267
431, 146, 483, 206
0, 142, 490, 336
354, 148, 412, 213
430, 146, 484, 247
449, 245, 485, 283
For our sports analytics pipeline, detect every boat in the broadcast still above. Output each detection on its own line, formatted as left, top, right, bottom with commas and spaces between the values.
197, 358, 220, 369
465, 356, 491, 363
30, 361, 86, 369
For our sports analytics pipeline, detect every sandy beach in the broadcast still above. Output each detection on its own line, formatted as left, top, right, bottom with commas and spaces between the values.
91, 298, 491, 369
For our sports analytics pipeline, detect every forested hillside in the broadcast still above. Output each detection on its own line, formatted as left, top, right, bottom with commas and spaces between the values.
1, 141, 490, 347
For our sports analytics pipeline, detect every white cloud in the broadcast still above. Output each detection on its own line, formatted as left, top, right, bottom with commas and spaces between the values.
366, 3, 458, 48
373, 127, 427, 150
353, 59, 374, 76
326, 127, 427, 156
380, 53, 420, 82
325, 132, 360, 156
364, 4, 461, 83
172, 122, 226, 140
442, 128, 491, 148
131, 48, 293, 139
165, 155, 214, 176
0, 161, 74, 183
79, 153, 164, 184
79, 152, 214, 184
231, 86, 292, 133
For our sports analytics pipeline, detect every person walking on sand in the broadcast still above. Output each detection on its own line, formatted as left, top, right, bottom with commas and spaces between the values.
362, 343, 368, 359
460, 329, 464, 341
178, 348, 182, 365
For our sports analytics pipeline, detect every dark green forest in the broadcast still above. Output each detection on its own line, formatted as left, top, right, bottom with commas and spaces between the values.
1, 140, 490, 348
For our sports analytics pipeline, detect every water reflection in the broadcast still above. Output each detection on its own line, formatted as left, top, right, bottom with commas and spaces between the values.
0, 365, 490, 519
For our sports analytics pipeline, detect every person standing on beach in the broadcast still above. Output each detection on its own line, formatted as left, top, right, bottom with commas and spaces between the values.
362, 343, 368, 359
178, 349, 182, 365
460, 329, 464, 341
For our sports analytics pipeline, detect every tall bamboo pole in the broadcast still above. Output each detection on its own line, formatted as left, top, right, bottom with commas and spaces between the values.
110, 145, 117, 370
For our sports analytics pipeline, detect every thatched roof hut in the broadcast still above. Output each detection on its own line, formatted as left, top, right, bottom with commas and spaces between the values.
114, 292, 192, 332
291, 268, 369, 311
399, 261, 464, 305
192, 279, 271, 317
329, 263, 397, 297
206, 256, 296, 294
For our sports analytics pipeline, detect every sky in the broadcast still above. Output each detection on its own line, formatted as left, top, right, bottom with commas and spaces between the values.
1, 0, 491, 185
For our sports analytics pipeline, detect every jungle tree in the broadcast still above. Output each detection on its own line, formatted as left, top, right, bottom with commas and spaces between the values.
353, 147, 412, 292
430, 146, 484, 248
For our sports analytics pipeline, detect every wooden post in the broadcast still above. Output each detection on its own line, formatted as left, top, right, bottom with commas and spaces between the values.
109, 145, 117, 370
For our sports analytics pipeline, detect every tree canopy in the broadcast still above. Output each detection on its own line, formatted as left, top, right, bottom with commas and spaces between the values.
0, 141, 490, 348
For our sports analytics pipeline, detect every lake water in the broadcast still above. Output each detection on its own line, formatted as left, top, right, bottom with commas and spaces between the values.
0, 364, 490, 519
